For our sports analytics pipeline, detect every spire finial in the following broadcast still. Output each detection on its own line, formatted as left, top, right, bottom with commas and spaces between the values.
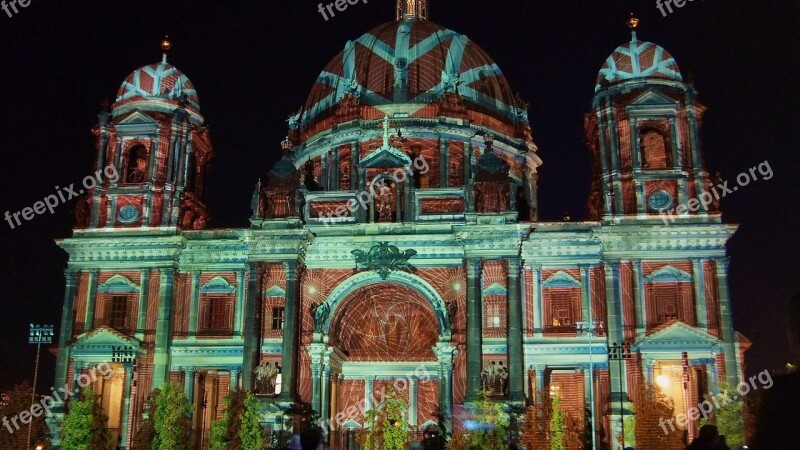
396, 0, 428, 21
160, 35, 172, 63
627, 13, 639, 42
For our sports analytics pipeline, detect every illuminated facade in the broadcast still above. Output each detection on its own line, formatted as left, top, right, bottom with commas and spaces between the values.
50, 2, 748, 449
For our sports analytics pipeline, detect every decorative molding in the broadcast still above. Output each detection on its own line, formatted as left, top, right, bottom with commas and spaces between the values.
97, 274, 140, 294
200, 276, 236, 294
542, 271, 581, 288
644, 265, 692, 283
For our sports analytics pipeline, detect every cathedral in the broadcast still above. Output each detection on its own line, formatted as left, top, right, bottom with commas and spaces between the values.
49, 1, 748, 448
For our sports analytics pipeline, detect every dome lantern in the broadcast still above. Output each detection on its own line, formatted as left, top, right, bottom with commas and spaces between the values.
396, 0, 427, 20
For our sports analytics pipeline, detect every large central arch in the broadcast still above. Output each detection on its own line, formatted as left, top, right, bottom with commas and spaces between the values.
319, 270, 452, 338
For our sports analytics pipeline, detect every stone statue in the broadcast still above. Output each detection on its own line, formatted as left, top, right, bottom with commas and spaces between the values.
254, 360, 280, 395
313, 302, 331, 333
250, 179, 262, 219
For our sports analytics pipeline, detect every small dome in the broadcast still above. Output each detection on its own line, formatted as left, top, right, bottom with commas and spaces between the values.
595, 36, 682, 92
114, 62, 200, 114
293, 19, 524, 135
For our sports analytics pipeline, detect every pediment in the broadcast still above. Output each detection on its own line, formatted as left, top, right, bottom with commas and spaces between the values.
117, 110, 157, 125
644, 265, 692, 283
264, 285, 286, 297
630, 90, 678, 106
200, 276, 236, 294
98, 275, 140, 294
360, 145, 412, 168
483, 282, 507, 296
73, 326, 140, 349
637, 321, 720, 348
542, 271, 581, 288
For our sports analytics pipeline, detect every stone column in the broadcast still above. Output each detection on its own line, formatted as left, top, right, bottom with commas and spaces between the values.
715, 258, 740, 386
230, 367, 240, 393
152, 268, 175, 389
534, 365, 546, 403
466, 259, 483, 399
533, 265, 543, 338
365, 376, 375, 412
120, 364, 135, 449
311, 363, 322, 413
643, 359, 655, 386
83, 270, 99, 331
278, 261, 299, 402
184, 367, 196, 400
136, 269, 150, 340
409, 376, 418, 427
580, 265, 591, 327
507, 258, 524, 402
351, 142, 360, 190
604, 261, 628, 401
321, 366, 332, 429
233, 270, 245, 336
692, 259, 708, 329
632, 260, 646, 336
242, 266, 261, 392
55, 270, 78, 390
188, 272, 200, 337
439, 138, 448, 188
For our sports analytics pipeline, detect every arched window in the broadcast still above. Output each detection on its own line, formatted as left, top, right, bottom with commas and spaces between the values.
641, 129, 670, 169
124, 145, 149, 183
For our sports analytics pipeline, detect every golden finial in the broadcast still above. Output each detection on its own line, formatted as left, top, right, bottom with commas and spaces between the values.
160, 35, 172, 52
160, 35, 171, 63
627, 14, 640, 30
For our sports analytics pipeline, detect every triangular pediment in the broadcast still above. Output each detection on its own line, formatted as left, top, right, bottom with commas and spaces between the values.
98, 275, 140, 294
117, 110, 157, 125
73, 326, 140, 348
644, 266, 692, 283
483, 282, 507, 296
200, 276, 236, 294
264, 285, 286, 297
542, 271, 581, 288
630, 90, 678, 106
637, 321, 721, 348
360, 145, 412, 168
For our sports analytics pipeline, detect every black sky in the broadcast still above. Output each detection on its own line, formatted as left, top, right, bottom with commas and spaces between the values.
0, 0, 798, 390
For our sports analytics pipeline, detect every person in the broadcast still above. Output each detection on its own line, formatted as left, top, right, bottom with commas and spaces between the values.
300, 427, 322, 450
751, 291, 800, 449
685, 424, 730, 450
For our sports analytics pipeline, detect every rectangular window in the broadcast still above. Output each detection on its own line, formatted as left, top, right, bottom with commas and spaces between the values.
272, 307, 285, 330
109, 296, 128, 330
200, 297, 233, 335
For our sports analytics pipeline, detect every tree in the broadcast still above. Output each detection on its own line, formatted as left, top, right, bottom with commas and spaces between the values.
239, 391, 263, 449
364, 384, 409, 450
521, 391, 552, 449
209, 390, 263, 450
60, 388, 111, 450
447, 391, 508, 450
700, 382, 747, 449
631, 381, 682, 449
550, 395, 565, 450
0, 382, 52, 449
152, 382, 193, 450
132, 391, 158, 450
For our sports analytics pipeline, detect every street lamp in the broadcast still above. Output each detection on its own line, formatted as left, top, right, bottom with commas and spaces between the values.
576, 319, 604, 450
28, 324, 54, 449
607, 342, 633, 450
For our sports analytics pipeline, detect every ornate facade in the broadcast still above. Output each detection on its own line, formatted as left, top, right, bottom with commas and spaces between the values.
50, 3, 747, 449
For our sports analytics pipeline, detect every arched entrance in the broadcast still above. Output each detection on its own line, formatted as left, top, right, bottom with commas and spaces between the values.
306, 272, 456, 442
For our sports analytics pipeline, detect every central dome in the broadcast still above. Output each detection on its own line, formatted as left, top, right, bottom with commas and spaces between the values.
292, 19, 524, 135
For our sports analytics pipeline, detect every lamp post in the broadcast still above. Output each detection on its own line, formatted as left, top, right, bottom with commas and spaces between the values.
28, 324, 54, 449
607, 342, 632, 450
576, 319, 604, 450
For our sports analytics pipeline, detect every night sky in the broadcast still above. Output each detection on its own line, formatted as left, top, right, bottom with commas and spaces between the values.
0, 1, 798, 390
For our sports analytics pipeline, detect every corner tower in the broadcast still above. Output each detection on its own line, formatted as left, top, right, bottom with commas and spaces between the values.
77, 38, 214, 230
585, 17, 715, 224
